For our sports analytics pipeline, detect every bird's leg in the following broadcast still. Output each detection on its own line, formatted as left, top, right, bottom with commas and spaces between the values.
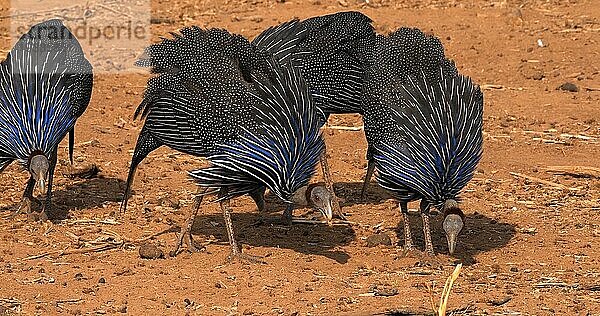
319, 145, 345, 220
400, 201, 414, 251
248, 186, 266, 212
120, 128, 161, 214
281, 203, 294, 225
40, 149, 58, 221
68, 127, 75, 174
220, 189, 264, 264
360, 158, 375, 201
170, 186, 207, 256
420, 201, 435, 256
16, 177, 37, 218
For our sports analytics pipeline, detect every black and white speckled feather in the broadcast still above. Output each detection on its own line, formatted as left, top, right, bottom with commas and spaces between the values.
363, 27, 458, 150
123, 26, 323, 210
373, 73, 483, 209
189, 58, 324, 202
133, 27, 274, 156
253, 11, 374, 122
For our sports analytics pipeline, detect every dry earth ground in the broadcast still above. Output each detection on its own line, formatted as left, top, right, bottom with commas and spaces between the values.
0, 0, 599, 315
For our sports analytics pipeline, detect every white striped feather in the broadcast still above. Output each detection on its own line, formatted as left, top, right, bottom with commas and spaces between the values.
189, 59, 324, 202
0, 44, 73, 164
252, 19, 309, 66
374, 72, 483, 209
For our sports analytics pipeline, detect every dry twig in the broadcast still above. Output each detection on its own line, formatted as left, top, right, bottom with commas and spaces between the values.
544, 166, 600, 178
509, 172, 579, 191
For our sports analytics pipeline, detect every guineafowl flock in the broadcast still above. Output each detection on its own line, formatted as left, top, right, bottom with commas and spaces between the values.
0, 12, 483, 261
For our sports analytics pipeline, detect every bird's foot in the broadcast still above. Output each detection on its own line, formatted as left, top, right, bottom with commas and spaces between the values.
26, 209, 48, 222
334, 209, 348, 221
401, 244, 421, 257
415, 253, 444, 270
226, 248, 266, 264
16, 197, 47, 222
170, 227, 205, 257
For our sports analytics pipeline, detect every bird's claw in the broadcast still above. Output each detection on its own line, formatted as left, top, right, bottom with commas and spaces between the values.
226, 249, 266, 264
15, 197, 47, 222
170, 228, 205, 257
415, 254, 444, 270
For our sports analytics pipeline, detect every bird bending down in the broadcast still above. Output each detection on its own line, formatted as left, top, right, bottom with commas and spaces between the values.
0, 19, 93, 220
360, 27, 459, 200
253, 11, 375, 219
124, 26, 331, 260
366, 71, 483, 255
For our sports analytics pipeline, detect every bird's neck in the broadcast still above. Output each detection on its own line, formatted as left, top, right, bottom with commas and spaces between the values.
290, 183, 321, 206
26, 150, 46, 168
443, 199, 464, 219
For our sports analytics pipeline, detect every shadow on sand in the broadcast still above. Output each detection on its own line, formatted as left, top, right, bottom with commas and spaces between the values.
338, 180, 516, 265
0, 176, 126, 221
189, 211, 355, 264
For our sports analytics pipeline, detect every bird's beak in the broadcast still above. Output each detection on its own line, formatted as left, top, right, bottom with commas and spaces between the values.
37, 176, 47, 196
446, 232, 457, 255
320, 200, 333, 226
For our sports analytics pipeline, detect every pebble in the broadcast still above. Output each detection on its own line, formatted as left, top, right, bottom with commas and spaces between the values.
365, 233, 392, 247
558, 82, 579, 92
139, 244, 164, 259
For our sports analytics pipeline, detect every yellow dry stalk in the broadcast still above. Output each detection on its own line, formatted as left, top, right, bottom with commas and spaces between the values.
438, 263, 463, 316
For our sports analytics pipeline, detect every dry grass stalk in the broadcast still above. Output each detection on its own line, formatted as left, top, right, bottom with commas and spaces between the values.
437, 263, 463, 316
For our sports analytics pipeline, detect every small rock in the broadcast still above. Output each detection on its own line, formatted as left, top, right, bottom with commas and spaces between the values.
365, 233, 392, 247
117, 305, 127, 313
531, 71, 544, 80
139, 244, 164, 259
248, 16, 263, 23
558, 82, 579, 92
74, 272, 84, 281
159, 197, 180, 209
242, 308, 255, 315
510, 266, 519, 272
98, 277, 106, 284
82, 287, 95, 294
489, 296, 512, 306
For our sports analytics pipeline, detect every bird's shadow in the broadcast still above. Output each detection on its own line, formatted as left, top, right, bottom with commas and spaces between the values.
0, 176, 125, 221
392, 212, 516, 265
336, 181, 517, 264
189, 200, 355, 264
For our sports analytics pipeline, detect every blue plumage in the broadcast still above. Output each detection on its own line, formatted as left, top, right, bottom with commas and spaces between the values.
0, 19, 92, 219
0, 55, 74, 162
189, 58, 324, 202
127, 26, 331, 259
373, 73, 483, 209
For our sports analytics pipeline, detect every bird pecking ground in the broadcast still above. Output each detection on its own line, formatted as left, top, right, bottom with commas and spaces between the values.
0, 0, 599, 315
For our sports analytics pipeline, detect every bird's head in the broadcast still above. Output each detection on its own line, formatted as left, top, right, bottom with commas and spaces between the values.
290, 184, 334, 225
28, 154, 50, 195
308, 185, 333, 225
441, 199, 465, 255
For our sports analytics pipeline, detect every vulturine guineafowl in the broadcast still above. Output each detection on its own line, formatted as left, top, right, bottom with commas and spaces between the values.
122, 26, 332, 259
253, 11, 375, 219
362, 28, 483, 255
0, 19, 93, 220
361, 28, 458, 199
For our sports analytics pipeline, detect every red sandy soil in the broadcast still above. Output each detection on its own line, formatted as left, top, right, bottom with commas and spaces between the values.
0, 0, 599, 315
